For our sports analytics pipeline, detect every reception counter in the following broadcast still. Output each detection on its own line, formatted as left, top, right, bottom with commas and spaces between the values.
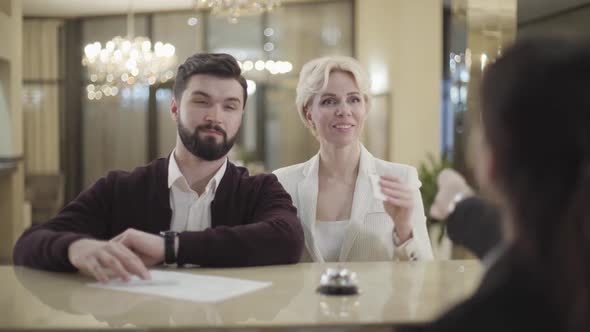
0, 260, 482, 331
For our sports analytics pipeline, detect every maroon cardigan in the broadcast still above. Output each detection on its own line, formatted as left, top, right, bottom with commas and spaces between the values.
13, 158, 304, 271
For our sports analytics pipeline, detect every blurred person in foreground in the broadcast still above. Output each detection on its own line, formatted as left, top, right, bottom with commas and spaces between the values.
404, 37, 590, 331
274, 56, 433, 262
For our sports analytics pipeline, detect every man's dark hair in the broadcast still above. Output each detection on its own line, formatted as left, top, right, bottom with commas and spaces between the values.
173, 53, 248, 107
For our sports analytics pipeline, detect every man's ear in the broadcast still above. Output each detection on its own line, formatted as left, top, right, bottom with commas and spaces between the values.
171, 98, 179, 121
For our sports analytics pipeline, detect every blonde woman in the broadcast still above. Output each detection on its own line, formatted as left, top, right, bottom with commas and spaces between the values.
274, 56, 433, 262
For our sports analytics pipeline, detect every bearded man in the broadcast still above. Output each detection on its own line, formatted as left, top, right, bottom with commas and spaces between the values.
14, 53, 304, 282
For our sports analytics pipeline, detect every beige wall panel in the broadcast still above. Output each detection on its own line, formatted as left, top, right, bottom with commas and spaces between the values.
356, 0, 442, 167
0, 0, 24, 261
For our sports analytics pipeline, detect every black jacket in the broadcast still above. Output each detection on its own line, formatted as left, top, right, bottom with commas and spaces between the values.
446, 197, 502, 258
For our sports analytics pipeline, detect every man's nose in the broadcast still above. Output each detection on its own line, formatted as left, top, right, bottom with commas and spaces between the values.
204, 104, 223, 122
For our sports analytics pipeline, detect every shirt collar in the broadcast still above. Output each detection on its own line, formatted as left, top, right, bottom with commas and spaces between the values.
168, 150, 228, 194
168, 150, 186, 189
208, 158, 227, 194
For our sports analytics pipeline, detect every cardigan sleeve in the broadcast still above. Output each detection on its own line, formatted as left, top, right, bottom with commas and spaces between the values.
176, 174, 304, 267
13, 175, 114, 271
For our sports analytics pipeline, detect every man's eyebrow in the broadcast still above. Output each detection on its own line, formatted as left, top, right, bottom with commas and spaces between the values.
223, 97, 241, 103
190, 91, 211, 98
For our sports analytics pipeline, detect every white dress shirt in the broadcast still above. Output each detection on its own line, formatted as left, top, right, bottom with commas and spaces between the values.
168, 151, 227, 232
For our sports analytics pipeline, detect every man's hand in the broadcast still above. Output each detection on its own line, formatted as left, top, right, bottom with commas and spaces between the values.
110, 229, 166, 267
379, 174, 416, 243
430, 168, 474, 220
67, 239, 150, 283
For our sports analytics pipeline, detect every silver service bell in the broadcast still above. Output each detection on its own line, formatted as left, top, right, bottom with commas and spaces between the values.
316, 266, 359, 295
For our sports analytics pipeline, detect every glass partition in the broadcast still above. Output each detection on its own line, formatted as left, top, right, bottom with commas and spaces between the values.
80, 1, 353, 185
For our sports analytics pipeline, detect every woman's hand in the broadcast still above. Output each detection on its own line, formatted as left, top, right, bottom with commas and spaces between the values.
379, 175, 416, 243
429, 168, 473, 220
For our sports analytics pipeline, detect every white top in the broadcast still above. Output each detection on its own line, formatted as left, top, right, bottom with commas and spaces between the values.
314, 220, 350, 262
167, 151, 227, 232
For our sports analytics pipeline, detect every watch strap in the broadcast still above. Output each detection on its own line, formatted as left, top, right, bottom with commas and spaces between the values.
160, 231, 177, 265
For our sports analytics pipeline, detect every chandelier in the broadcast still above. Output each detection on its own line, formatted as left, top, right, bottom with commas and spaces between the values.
238, 60, 292, 75
194, 0, 282, 23
82, 13, 177, 100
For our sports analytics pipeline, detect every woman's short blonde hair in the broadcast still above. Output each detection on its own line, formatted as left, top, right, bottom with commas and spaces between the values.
295, 55, 371, 130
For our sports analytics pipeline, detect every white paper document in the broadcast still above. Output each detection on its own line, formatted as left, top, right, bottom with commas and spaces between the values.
88, 270, 271, 303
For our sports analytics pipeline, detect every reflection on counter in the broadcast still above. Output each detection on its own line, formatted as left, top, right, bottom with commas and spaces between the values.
4, 261, 483, 330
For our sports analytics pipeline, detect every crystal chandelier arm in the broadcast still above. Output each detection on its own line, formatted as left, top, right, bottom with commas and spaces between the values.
194, 0, 282, 23
126, 0, 135, 39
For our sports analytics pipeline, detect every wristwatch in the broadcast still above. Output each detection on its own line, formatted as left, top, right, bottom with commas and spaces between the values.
447, 192, 466, 214
159, 231, 179, 266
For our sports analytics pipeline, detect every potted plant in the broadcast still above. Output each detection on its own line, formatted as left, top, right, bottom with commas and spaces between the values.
418, 153, 452, 243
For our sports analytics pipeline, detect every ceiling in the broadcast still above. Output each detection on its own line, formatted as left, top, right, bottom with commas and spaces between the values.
23, 0, 193, 17
22, 0, 314, 17
22, 0, 590, 21
442, 0, 590, 23
517, 0, 590, 23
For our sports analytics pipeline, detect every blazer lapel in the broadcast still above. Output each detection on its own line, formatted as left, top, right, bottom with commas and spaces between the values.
339, 144, 378, 261
297, 154, 324, 262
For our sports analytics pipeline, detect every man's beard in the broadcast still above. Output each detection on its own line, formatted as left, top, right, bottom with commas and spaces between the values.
177, 120, 237, 161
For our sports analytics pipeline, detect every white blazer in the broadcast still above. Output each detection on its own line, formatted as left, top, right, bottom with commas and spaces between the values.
273, 145, 434, 262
